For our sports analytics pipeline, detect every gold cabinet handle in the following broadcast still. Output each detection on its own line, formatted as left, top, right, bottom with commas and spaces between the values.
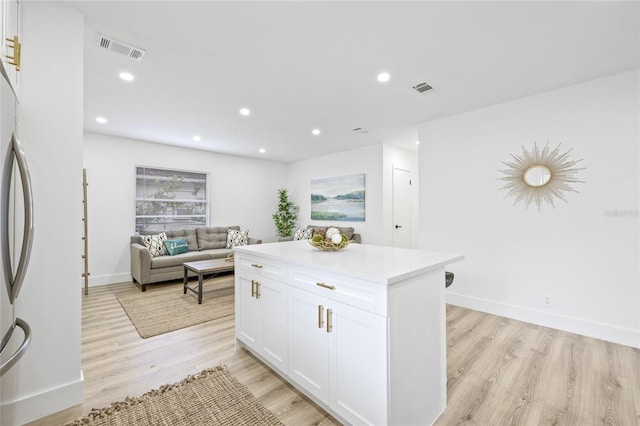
5, 35, 20, 71
251, 263, 263, 269
255, 281, 261, 299
326, 309, 333, 333
316, 282, 335, 290
318, 305, 324, 328
251, 279, 256, 298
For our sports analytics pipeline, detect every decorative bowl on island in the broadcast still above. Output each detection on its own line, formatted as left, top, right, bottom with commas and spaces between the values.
308, 227, 350, 251
308, 237, 350, 252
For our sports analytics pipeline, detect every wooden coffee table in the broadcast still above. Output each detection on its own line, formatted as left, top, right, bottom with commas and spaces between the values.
183, 258, 234, 304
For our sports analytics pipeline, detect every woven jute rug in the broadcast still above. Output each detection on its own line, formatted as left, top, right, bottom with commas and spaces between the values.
117, 275, 235, 338
64, 365, 284, 426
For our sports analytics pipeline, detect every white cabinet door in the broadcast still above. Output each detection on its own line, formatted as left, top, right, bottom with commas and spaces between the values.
288, 287, 330, 402
1, 0, 19, 97
257, 277, 288, 372
236, 275, 261, 347
289, 286, 388, 425
329, 301, 388, 426
236, 274, 288, 373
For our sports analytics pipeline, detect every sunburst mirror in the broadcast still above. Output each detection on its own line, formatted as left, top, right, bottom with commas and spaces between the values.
498, 142, 585, 210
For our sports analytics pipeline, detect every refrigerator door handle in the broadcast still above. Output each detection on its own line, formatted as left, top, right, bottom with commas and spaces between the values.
2, 134, 34, 303
0, 317, 31, 376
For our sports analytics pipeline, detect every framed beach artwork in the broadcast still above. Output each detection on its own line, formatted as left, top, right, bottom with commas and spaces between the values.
310, 173, 365, 221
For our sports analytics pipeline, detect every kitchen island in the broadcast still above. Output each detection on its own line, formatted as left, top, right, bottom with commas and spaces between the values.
234, 241, 463, 425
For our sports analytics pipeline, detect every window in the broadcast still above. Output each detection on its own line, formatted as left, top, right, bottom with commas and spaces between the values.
135, 166, 208, 232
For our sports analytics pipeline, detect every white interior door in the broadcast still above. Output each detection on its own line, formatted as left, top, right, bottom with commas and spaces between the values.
392, 167, 412, 248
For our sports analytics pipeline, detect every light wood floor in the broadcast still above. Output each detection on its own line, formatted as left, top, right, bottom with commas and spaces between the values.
29, 281, 640, 426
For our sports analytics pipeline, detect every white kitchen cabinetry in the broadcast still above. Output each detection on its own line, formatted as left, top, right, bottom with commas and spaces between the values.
235, 255, 288, 373
1, 0, 20, 98
289, 281, 387, 425
235, 242, 464, 425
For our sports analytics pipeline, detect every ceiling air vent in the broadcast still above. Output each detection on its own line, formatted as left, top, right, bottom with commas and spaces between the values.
412, 82, 434, 94
96, 33, 146, 62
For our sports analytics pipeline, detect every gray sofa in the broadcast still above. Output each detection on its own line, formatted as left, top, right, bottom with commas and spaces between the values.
130, 226, 261, 291
279, 225, 361, 243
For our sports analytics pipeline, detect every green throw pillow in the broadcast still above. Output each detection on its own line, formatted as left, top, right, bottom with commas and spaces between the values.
163, 239, 189, 255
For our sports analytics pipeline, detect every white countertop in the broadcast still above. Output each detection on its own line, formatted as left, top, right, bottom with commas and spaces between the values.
234, 241, 464, 285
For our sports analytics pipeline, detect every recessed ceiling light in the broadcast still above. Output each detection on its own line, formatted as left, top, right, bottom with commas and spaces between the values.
416, 140, 420, 145
377, 72, 391, 83
239, 108, 251, 116
95, 116, 107, 124
193, 135, 201, 142
259, 148, 266, 154
311, 128, 321, 136
119, 72, 134, 81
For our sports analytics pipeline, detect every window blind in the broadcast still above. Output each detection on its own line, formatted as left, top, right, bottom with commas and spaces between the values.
135, 166, 208, 232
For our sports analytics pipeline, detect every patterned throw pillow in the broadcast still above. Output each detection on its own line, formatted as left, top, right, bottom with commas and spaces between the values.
226, 229, 249, 248
293, 228, 313, 241
141, 232, 168, 257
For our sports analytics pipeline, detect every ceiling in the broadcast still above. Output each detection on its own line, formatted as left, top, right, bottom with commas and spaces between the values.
61, 1, 639, 163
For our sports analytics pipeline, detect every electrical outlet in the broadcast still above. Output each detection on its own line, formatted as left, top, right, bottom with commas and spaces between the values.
544, 293, 553, 307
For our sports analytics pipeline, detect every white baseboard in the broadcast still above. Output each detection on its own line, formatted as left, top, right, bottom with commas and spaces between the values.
87, 272, 132, 287
0, 371, 84, 425
446, 291, 640, 349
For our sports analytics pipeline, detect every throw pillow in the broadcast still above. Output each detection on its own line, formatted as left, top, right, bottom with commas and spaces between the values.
141, 232, 168, 257
165, 229, 198, 251
226, 229, 249, 248
163, 239, 189, 256
293, 228, 313, 241
196, 227, 229, 250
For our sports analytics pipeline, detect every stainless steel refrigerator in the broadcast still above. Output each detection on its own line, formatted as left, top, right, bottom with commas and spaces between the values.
0, 63, 33, 376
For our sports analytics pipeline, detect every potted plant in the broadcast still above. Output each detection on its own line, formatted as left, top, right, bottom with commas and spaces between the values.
272, 188, 298, 238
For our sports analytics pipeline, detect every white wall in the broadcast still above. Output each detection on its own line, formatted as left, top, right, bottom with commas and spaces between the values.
83, 133, 286, 286
83, 137, 418, 283
0, 3, 84, 425
286, 144, 384, 245
285, 144, 419, 247
419, 69, 639, 348
84, 138, 420, 282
